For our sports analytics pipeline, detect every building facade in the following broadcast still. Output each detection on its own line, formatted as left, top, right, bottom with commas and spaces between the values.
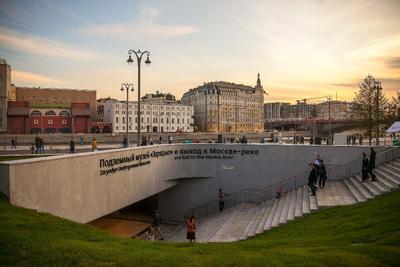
181, 74, 265, 132
102, 97, 194, 133
264, 100, 352, 121
264, 102, 290, 121
0, 59, 16, 132
1, 59, 97, 134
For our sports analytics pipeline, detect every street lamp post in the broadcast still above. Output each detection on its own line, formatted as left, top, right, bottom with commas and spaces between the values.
375, 80, 382, 145
127, 49, 151, 146
120, 83, 134, 147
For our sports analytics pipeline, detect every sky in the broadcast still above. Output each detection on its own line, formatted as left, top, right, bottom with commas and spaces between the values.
0, 0, 399, 103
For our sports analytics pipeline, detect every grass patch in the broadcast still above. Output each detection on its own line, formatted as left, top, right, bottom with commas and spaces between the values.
0, 190, 399, 266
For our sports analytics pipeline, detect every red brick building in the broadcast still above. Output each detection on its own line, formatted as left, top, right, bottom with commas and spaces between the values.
8, 101, 92, 134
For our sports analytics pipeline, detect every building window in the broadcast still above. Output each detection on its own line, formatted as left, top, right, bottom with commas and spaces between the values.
122, 117, 125, 124
45, 110, 56, 116
31, 110, 42, 116
59, 111, 70, 116
172, 118, 175, 124
33, 119, 39, 125
62, 119, 67, 124
48, 119, 53, 125
177, 118, 180, 124
116, 117, 119, 123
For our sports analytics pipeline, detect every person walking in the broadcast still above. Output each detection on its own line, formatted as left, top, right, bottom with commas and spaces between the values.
35, 135, 41, 154
186, 216, 196, 242
11, 138, 16, 149
79, 135, 84, 145
91, 138, 98, 152
218, 188, 228, 212
69, 139, 75, 154
309, 136, 314, 145
39, 137, 45, 154
361, 152, 369, 182
308, 163, 318, 196
318, 159, 327, 188
122, 136, 128, 148
369, 147, 376, 181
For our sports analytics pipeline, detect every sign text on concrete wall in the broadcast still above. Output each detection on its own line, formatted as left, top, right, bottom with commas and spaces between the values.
99, 148, 260, 176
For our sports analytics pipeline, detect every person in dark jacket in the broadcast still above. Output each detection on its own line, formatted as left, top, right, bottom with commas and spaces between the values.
362, 152, 369, 182
69, 139, 75, 154
318, 159, 328, 188
308, 163, 318, 196
369, 147, 376, 181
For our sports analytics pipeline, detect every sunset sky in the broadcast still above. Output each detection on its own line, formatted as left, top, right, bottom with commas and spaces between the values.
0, 0, 399, 103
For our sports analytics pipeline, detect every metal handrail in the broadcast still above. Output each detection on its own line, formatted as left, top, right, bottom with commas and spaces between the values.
185, 146, 400, 220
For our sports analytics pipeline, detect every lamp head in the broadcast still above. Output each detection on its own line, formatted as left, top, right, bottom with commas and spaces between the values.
145, 54, 151, 65
127, 54, 134, 65
120, 86, 124, 92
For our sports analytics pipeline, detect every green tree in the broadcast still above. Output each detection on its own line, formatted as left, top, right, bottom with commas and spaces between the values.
383, 92, 400, 129
351, 75, 388, 145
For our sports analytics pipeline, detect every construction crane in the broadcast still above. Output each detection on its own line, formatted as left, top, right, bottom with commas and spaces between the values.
293, 95, 333, 144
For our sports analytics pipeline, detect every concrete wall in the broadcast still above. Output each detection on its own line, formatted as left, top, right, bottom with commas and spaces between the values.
0, 144, 382, 223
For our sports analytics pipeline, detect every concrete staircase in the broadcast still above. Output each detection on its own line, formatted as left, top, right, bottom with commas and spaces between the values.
163, 158, 400, 243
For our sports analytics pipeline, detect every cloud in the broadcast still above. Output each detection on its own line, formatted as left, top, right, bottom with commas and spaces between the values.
13, 70, 61, 84
0, 26, 97, 59
384, 57, 400, 69
80, 6, 199, 39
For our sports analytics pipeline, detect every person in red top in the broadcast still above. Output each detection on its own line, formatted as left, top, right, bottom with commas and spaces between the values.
186, 216, 196, 242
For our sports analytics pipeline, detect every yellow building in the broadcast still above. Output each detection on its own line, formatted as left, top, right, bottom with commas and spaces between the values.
182, 74, 265, 132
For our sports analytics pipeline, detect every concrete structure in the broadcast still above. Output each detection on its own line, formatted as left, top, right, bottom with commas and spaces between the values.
163, 158, 400, 242
181, 74, 264, 132
102, 98, 194, 133
0, 59, 16, 132
0, 144, 388, 224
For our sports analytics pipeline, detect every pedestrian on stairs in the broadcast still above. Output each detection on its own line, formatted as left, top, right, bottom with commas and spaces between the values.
361, 152, 369, 182
308, 163, 318, 196
218, 188, 228, 212
186, 216, 196, 242
318, 159, 327, 188
369, 148, 377, 181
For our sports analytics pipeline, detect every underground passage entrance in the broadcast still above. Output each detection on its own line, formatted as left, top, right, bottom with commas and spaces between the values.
89, 194, 159, 238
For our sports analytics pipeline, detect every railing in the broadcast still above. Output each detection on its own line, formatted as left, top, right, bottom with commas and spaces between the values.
185, 146, 400, 220
185, 170, 309, 220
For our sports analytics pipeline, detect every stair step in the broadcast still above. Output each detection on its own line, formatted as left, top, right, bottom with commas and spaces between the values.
309, 195, 319, 211
279, 192, 292, 224
209, 203, 247, 242
384, 163, 400, 175
354, 174, 381, 195
391, 161, 400, 169
374, 172, 398, 189
263, 199, 279, 230
370, 178, 391, 193
255, 200, 272, 234
348, 176, 374, 199
379, 166, 400, 185
271, 196, 285, 227
294, 187, 303, 217
246, 203, 267, 238
343, 178, 367, 202
239, 205, 262, 240
199, 209, 234, 242
302, 185, 311, 214
287, 190, 297, 221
